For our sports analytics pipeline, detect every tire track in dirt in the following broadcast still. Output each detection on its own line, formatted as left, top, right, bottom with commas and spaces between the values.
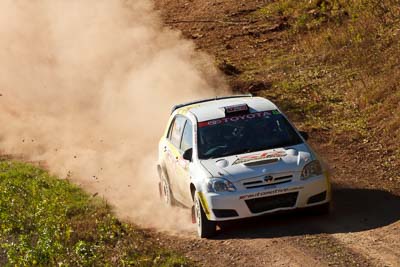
311, 137, 400, 267
151, 230, 327, 267
333, 227, 400, 267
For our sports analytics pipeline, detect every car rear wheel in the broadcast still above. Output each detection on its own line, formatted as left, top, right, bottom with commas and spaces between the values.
159, 171, 174, 206
194, 192, 216, 238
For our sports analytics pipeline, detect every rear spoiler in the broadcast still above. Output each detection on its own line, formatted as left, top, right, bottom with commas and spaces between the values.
171, 94, 253, 114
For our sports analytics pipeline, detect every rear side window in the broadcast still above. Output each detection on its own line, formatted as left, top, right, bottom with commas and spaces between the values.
169, 116, 186, 148
180, 120, 193, 152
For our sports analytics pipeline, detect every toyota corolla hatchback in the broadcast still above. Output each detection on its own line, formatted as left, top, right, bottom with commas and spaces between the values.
157, 95, 331, 238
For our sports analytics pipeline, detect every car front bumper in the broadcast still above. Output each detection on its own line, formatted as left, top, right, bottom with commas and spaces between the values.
199, 174, 331, 221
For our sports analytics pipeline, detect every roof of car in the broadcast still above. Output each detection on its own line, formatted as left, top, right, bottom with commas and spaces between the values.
175, 95, 278, 122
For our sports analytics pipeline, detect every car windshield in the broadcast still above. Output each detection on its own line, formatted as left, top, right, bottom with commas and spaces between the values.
197, 110, 303, 159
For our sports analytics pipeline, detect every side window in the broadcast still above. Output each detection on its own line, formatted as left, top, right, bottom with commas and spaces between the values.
180, 120, 193, 152
169, 116, 186, 148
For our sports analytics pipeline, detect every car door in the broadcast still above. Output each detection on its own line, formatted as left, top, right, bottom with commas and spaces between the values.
174, 119, 193, 206
164, 115, 186, 196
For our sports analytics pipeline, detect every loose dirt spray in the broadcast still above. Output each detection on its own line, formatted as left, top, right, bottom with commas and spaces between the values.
0, 0, 227, 232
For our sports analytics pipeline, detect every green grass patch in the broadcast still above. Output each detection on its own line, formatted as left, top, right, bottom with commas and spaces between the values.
0, 160, 190, 266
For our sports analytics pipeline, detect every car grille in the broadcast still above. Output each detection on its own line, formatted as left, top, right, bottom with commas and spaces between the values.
242, 174, 293, 189
245, 192, 298, 213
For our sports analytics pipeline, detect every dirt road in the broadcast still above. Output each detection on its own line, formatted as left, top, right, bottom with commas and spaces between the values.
146, 1, 400, 266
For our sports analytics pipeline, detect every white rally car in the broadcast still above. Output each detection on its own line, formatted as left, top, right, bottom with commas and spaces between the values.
157, 95, 331, 237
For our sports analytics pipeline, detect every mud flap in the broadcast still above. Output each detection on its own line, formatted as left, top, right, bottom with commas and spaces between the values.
191, 205, 196, 224
158, 181, 162, 198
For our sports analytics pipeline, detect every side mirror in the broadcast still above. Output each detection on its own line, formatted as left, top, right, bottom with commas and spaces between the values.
182, 148, 193, 161
299, 131, 309, 141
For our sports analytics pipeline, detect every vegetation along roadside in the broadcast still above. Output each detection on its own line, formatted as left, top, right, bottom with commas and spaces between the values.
0, 160, 190, 266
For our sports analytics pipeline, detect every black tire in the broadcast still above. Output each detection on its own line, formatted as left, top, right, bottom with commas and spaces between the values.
160, 171, 175, 206
194, 192, 216, 238
309, 202, 330, 215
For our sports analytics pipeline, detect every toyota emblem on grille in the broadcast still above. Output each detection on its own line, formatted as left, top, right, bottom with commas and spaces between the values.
264, 175, 274, 183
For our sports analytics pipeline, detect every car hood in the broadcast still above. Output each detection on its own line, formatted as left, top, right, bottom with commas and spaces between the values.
200, 143, 313, 182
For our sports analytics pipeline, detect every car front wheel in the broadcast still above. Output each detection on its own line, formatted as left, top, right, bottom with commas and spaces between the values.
194, 192, 216, 238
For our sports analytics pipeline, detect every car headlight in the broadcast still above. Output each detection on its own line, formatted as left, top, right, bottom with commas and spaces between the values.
207, 178, 236, 193
301, 160, 323, 180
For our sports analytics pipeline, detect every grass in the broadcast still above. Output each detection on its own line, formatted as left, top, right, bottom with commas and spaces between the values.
0, 160, 190, 266
247, 0, 400, 155
256, 0, 349, 33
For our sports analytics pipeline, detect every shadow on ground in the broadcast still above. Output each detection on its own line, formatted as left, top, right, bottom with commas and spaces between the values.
215, 184, 400, 239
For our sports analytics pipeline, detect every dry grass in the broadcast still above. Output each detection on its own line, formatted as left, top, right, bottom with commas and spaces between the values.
232, 0, 399, 180
297, 0, 400, 145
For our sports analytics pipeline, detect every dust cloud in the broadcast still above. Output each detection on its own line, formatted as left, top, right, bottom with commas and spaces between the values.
0, 0, 227, 232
